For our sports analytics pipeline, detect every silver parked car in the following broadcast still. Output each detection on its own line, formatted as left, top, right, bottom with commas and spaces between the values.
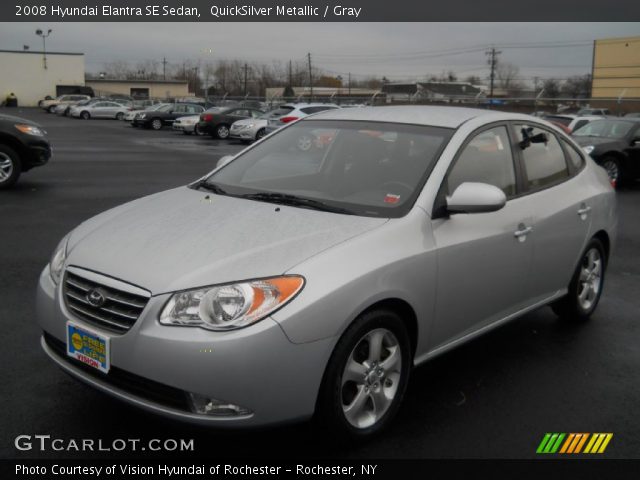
172, 115, 203, 135
70, 101, 131, 120
230, 109, 289, 142
37, 106, 616, 437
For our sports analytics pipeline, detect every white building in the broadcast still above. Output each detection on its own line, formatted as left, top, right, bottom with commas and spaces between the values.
0, 49, 85, 106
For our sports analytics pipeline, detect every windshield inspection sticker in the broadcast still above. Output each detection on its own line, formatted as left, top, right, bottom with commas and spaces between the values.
384, 194, 401, 204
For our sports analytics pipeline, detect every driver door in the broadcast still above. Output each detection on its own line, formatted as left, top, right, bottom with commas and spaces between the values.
430, 125, 534, 349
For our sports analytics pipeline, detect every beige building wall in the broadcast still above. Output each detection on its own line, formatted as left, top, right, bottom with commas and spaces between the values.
592, 36, 640, 99
0, 50, 85, 106
85, 80, 189, 99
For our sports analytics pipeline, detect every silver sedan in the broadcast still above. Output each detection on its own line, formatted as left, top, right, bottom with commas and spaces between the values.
70, 101, 131, 120
37, 106, 616, 438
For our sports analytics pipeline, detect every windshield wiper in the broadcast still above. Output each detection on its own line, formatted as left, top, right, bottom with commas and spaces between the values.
240, 192, 353, 215
196, 181, 227, 195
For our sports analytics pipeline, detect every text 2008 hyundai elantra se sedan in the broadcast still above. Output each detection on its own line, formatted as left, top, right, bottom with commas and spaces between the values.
37, 106, 616, 438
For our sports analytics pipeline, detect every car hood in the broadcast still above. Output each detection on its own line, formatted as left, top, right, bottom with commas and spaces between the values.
66, 187, 387, 294
0, 114, 41, 128
233, 118, 268, 127
573, 136, 622, 148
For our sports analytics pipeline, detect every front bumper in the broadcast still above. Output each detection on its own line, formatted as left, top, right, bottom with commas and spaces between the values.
229, 128, 255, 140
173, 123, 196, 133
18, 136, 52, 170
36, 267, 333, 427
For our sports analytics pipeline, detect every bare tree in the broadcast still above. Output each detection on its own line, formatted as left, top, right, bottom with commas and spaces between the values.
561, 74, 592, 99
542, 78, 562, 98
495, 62, 523, 94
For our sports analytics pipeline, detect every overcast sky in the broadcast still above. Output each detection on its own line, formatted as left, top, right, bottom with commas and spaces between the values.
1, 22, 638, 85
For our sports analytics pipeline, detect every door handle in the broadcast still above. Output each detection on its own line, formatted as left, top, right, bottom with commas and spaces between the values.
577, 206, 592, 216
514, 225, 533, 239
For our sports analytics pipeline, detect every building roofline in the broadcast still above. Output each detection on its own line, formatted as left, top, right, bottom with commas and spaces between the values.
86, 79, 189, 85
0, 49, 84, 56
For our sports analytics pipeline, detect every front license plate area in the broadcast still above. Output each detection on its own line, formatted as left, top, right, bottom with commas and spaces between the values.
66, 322, 110, 373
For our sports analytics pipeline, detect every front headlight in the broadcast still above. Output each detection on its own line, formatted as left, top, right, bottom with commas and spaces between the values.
139, 113, 146, 119
583, 145, 595, 155
15, 124, 44, 136
49, 234, 70, 285
160, 276, 304, 331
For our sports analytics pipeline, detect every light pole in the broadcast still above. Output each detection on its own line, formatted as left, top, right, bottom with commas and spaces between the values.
35, 29, 52, 70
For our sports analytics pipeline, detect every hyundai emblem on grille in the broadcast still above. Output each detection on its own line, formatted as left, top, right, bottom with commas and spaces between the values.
86, 289, 106, 307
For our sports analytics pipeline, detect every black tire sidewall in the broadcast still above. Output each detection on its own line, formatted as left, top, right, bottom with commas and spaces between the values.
81, 111, 90, 120
256, 128, 266, 140
217, 125, 230, 139
601, 157, 622, 185
317, 309, 412, 439
0, 145, 22, 189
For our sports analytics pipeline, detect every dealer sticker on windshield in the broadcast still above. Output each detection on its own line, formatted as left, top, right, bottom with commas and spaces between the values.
66, 322, 110, 373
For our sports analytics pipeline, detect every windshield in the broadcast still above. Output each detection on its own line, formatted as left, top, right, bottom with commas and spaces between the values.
572, 119, 634, 139
201, 120, 452, 218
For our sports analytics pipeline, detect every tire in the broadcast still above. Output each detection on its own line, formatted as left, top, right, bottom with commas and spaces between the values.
316, 309, 411, 439
151, 118, 163, 130
215, 124, 230, 139
601, 157, 622, 188
0, 145, 22, 189
194, 124, 203, 136
80, 111, 91, 120
115, 112, 124, 121
47, 105, 56, 113
182, 130, 192, 135
551, 238, 606, 321
255, 128, 266, 141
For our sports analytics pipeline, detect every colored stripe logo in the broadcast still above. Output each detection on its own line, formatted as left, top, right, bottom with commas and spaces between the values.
536, 433, 613, 454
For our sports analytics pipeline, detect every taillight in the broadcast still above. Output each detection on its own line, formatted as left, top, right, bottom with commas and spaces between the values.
610, 178, 617, 189
202, 114, 213, 122
280, 116, 299, 124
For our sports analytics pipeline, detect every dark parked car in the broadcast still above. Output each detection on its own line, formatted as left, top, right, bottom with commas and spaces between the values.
197, 106, 265, 139
133, 103, 204, 130
0, 113, 51, 189
572, 118, 640, 187
577, 108, 611, 116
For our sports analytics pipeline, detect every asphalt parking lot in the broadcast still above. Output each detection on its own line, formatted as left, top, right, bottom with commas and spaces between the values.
1, 107, 639, 460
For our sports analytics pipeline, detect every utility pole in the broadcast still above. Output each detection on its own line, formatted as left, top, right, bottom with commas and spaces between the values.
485, 47, 501, 100
35, 29, 52, 70
162, 57, 167, 81
307, 52, 313, 100
348, 72, 351, 98
244, 63, 248, 96
288, 60, 292, 87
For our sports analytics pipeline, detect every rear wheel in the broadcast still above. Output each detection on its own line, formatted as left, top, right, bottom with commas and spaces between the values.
151, 118, 163, 130
47, 105, 56, 113
601, 157, 622, 188
0, 145, 22, 189
80, 111, 91, 120
216, 124, 230, 139
317, 309, 411, 439
115, 112, 124, 121
552, 238, 606, 321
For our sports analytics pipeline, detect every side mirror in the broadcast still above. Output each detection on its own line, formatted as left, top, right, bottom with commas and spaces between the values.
632, 137, 640, 146
446, 182, 507, 214
216, 155, 234, 168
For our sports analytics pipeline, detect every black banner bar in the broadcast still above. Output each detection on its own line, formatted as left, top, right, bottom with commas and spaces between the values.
3, 0, 640, 22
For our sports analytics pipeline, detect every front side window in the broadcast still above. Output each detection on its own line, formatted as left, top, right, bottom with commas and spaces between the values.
516, 124, 569, 189
447, 126, 516, 197
201, 120, 453, 218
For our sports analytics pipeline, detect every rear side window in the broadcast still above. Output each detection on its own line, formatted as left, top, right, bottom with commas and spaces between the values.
270, 106, 295, 116
447, 126, 516, 197
516, 125, 569, 189
562, 140, 586, 171
300, 106, 337, 114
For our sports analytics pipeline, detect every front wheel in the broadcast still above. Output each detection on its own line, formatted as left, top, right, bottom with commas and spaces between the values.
255, 128, 266, 141
552, 238, 606, 321
150, 118, 163, 130
0, 145, 22, 189
115, 112, 124, 121
47, 106, 56, 113
80, 111, 91, 120
317, 309, 411, 439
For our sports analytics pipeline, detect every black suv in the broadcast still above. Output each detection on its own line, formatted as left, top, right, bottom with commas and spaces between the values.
133, 103, 204, 130
0, 113, 51, 189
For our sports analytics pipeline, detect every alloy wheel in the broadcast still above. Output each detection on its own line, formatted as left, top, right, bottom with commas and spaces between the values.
577, 248, 602, 311
602, 160, 619, 184
151, 119, 163, 130
217, 125, 229, 139
340, 328, 402, 429
0, 152, 14, 182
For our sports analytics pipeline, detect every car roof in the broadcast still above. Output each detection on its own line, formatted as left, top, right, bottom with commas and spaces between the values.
309, 106, 538, 129
282, 103, 339, 108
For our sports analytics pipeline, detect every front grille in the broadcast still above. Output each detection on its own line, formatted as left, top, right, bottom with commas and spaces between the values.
63, 270, 150, 334
43, 332, 190, 411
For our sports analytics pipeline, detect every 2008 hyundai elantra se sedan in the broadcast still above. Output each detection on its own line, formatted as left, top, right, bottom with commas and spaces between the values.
37, 106, 616, 438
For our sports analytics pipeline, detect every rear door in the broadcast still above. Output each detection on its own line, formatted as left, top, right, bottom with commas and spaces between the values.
512, 122, 591, 302
430, 124, 534, 348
